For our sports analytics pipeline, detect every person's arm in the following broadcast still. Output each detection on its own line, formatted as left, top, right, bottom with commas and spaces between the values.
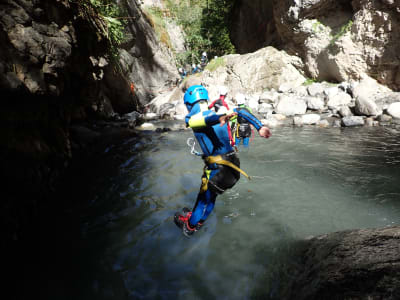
222, 100, 230, 110
208, 100, 217, 109
234, 107, 271, 138
187, 112, 231, 129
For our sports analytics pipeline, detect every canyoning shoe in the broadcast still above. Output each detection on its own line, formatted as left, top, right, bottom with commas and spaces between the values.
174, 207, 191, 229
182, 221, 196, 237
196, 221, 204, 231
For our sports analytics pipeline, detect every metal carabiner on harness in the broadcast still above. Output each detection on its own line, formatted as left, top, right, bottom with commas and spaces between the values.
186, 138, 202, 156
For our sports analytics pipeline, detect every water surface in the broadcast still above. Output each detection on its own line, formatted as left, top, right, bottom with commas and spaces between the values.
43, 124, 400, 299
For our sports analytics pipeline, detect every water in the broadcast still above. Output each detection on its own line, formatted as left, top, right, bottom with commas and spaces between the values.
42, 124, 400, 299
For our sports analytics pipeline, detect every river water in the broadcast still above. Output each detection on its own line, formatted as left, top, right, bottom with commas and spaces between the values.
42, 123, 400, 299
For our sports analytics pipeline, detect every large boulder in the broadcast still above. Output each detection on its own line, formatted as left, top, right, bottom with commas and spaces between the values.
281, 226, 400, 300
147, 46, 306, 116
194, 46, 305, 98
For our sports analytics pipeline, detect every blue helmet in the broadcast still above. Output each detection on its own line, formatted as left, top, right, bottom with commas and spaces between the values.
184, 85, 209, 106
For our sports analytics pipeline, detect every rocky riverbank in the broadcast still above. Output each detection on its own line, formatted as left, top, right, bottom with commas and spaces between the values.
142, 47, 400, 131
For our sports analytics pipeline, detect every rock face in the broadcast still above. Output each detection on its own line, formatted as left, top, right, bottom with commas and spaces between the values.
230, 0, 279, 53
120, 0, 180, 104
281, 226, 400, 300
0, 0, 179, 246
230, 0, 400, 90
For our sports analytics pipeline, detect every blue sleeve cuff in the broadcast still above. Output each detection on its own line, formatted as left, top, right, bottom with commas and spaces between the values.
204, 114, 221, 125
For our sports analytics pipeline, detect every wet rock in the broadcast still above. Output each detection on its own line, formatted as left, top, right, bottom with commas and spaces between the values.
137, 122, 155, 130
281, 226, 400, 300
301, 114, 321, 125
342, 116, 365, 127
338, 105, 353, 117
317, 119, 330, 127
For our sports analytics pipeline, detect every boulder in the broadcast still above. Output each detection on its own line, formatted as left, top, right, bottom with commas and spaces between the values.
342, 116, 365, 127
306, 96, 325, 111
326, 91, 352, 110
301, 114, 321, 125
281, 226, 400, 300
387, 102, 400, 119
355, 96, 382, 116
275, 95, 307, 116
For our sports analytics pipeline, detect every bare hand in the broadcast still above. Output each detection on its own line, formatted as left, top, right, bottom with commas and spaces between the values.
258, 126, 271, 138
219, 112, 237, 126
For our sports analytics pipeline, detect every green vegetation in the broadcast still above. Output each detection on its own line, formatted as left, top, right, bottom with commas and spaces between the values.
200, 0, 235, 56
330, 20, 353, 46
205, 57, 226, 72
302, 78, 317, 86
311, 20, 325, 33
142, 6, 172, 49
165, 0, 235, 67
88, 0, 126, 59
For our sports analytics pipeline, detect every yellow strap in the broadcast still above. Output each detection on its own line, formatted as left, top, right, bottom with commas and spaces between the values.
205, 155, 251, 179
200, 168, 212, 193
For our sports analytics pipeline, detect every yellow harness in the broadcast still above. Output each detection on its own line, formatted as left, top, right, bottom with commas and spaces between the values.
199, 154, 250, 193
204, 155, 251, 180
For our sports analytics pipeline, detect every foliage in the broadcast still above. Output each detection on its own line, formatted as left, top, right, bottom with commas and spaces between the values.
302, 78, 317, 86
311, 20, 324, 33
165, 0, 235, 67
143, 6, 172, 49
88, 0, 126, 59
205, 57, 226, 72
330, 20, 353, 46
200, 0, 235, 57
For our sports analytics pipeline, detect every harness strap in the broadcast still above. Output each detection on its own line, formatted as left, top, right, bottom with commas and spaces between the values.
205, 155, 251, 180
200, 168, 211, 193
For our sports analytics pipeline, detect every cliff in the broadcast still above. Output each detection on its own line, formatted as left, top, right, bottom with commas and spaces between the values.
230, 0, 400, 90
0, 0, 178, 249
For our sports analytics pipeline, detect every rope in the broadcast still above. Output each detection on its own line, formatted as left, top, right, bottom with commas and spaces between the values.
186, 138, 202, 156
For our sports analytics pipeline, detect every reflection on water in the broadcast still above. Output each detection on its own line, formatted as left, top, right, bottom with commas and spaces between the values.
45, 124, 400, 299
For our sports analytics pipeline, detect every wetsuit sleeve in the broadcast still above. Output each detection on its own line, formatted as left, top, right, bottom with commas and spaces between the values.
223, 100, 230, 110
233, 107, 263, 130
187, 113, 221, 128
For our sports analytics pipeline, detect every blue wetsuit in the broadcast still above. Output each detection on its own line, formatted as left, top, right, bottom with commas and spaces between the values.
185, 102, 263, 227
235, 106, 253, 146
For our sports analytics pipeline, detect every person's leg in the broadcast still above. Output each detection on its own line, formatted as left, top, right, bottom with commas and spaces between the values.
188, 189, 217, 232
243, 137, 250, 146
236, 137, 242, 145
175, 168, 218, 236
190, 168, 218, 225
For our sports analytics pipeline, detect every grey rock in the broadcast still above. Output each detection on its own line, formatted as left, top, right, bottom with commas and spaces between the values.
281, 226, 400, 300
342, 116, 365, 127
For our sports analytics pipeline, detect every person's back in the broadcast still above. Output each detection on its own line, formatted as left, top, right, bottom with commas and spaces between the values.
185, 96, 232, 157
234, 94, 252, 146
209, 86, 229, 113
